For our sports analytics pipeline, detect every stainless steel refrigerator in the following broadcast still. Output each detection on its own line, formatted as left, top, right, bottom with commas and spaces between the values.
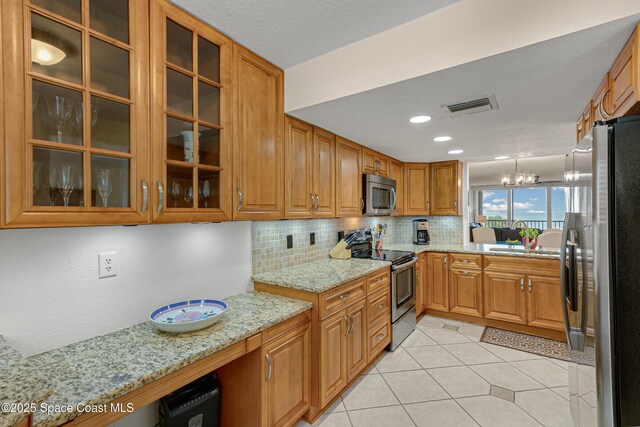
562, 115, 640, 427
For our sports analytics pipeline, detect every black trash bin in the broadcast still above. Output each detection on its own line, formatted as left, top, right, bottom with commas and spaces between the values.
159, 373, 220, 427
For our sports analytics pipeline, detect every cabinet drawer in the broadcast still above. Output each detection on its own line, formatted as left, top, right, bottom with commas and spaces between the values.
368, 319, 391, 361
367, 268, 390, 294
367, 288, 390, 326
449, 253, 482, 270
319, 278, 366, 319
484, 255, 559, 275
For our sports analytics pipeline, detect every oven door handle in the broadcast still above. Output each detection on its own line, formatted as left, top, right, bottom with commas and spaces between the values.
392, 257, 418, 272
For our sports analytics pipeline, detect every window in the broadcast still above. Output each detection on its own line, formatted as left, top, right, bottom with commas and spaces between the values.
480, 189, 508, 227
551, 187, 568, 229
474, 185, 568, 230
512, 187, 547, 229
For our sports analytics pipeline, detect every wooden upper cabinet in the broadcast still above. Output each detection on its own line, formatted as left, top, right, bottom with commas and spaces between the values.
592, 75, 612, 124
335, 136, 362, 217
362, 147, 389, 177
232, 44, 284, 220
430, 160, 462, 216
2, 0, 150, 227
426, 253, 449, 313
261, 322, 311, 427
150, 0, 232, 223
312, 126, 336, 218
284, 115, 313, 218
610, 25, 639, 118
390, 159, 404, 216
404, 163, 430, 216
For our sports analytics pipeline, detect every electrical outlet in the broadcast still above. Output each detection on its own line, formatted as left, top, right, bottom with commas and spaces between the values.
99, 252, 117, 279
310, 232, 315, 245
286, 235, 293, 249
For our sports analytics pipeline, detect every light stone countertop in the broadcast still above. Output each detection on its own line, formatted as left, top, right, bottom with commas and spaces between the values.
4, 291, 311, 427
0, 337, 53, 427
252, 258, 392, 293
383, 242, 561, 259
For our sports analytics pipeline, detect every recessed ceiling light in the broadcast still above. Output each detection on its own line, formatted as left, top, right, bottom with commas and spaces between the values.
494, 156, 510, 160
448, 149, 463, 154
434, 136, 452, 142
409, 115, 431, 124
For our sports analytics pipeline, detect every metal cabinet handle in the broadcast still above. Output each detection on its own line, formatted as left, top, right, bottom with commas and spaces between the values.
315, 194, 320, 211
140, 179, 148, 213
459, 270, 475, 275
461, 259, 470, 263
454, 200, 457, 208
339, 292, 351, 300
265, 353, 272, 382
310, 193, 315, 212
156, 181, 164, 213
343, 316, 349, 336
520, 277, 524, 292
361, 198, 365, 211
375, 333, 385, 344
346, 314, 353, 335
444, 255, 447, 269
528, 278, 532, 293
376, 303, 385, 310
236, 187, 243, 212
426, 201, 430, 212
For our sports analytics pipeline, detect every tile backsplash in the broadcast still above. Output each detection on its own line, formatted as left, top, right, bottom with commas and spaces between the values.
252, 216, 463, 274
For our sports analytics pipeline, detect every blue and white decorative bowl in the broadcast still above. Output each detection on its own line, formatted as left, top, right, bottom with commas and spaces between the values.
150, 299, 227, 333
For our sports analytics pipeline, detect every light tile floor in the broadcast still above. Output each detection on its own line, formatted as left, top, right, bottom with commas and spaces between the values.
297, 315, 573, 427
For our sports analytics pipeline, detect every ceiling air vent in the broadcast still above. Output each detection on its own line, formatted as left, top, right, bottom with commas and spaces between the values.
442, 95, 499, 117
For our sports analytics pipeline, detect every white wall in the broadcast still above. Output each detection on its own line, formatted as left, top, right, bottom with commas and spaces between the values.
0, 222, 252, 356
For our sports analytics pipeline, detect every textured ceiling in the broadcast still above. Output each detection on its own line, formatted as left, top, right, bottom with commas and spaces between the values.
287, 15, 640, 163
170, 0, 461, 68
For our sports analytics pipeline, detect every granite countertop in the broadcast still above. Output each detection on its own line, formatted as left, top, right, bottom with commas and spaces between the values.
0, 337, 53, 427
252, 258, 391, 293
3, 291, 311, 427
383, 243, 561, 259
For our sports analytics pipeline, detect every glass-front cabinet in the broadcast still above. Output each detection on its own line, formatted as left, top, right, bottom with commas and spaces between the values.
2, 0, 150, 227
150, 0, 232, 222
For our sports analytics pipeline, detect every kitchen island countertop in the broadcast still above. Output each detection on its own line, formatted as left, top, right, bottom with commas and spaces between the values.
383, 242, 561, 259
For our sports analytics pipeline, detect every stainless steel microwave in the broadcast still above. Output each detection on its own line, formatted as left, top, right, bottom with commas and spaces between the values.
363, 174, 396, 215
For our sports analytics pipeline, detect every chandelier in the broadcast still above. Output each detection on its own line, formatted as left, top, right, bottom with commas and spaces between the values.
501, 159, 539, 187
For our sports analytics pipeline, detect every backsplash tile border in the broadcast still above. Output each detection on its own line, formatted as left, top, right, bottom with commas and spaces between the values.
251, 216, 463, 275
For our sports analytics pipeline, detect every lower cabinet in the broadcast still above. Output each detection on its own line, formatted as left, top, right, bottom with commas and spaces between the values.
319, 310, 348, 408
483, 270, 528, 325
346, 300, 368, 379
426, 253, 449, 313
526, 274, 565, 331
415, 253, 426, 315
449, 267, 483, 318
261, 321, 311, 427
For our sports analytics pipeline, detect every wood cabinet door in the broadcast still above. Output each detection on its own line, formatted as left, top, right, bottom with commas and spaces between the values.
415, 253, 426, 315
319, 310, 348, 407
449, 268, 483, 318
346, 299, 367, 381
3, 0, 151, 227
390, 159, 404, 216
335, 136, 362, 217
610, 28, 637, 118
426, 253, 449, 312
284, 116, 313, 218
404, 163, 429, 215
483, 270, 527, 324
593, 75, 612, 123
232, 44, 284, 220
150, 0, 234, 223
312, 127, 335, 217
526, 274, 564, 331
262, 323, 311, 427
377, 153, 389, 177
362, 147, 377, 174
430, 161, 461, 216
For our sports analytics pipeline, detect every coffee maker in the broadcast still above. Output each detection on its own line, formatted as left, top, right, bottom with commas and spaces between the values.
412, 219, 430, 245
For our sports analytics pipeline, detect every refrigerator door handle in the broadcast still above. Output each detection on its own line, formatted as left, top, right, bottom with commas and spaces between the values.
560, 213, 572, 345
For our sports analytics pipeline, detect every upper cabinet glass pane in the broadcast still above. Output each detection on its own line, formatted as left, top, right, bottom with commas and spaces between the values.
91, 96, 130, 153
89, 0, 129, 44
167, 68, 193, 117
198, 36, 220, 82
90, 37, 130, 98
31, 12, 82, 85
32, 80, 83, 145
31, 0, 82, 23
198, 81, 220, 125
166, 19, 192, 71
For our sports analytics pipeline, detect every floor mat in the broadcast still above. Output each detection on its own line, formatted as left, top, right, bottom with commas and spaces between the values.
480, 327, 595, 366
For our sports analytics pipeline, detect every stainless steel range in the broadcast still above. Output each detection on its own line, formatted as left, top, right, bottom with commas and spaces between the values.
345, 229, 417, 350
